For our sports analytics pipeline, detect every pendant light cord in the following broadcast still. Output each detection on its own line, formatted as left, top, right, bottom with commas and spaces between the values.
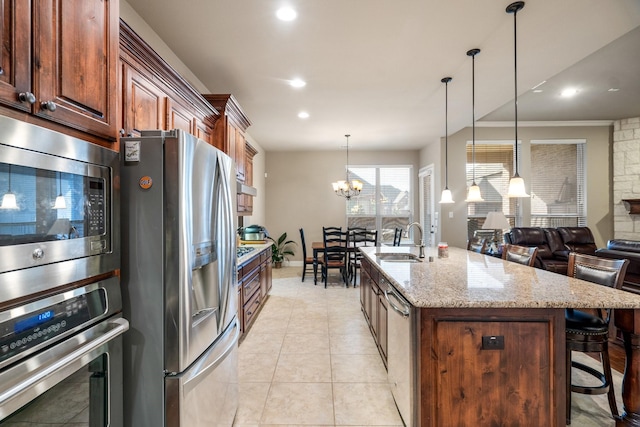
507, 2, 524, 177
441, 77, 452, 189
345, 134, 350, 182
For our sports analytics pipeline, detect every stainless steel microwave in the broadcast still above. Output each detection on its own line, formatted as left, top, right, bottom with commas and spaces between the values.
0, 116, 119, 303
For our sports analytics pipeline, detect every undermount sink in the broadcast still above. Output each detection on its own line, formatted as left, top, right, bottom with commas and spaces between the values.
374, 252, 422, 263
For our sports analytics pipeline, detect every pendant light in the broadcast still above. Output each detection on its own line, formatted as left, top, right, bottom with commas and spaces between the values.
439, 77, 454, 204
332, 134, 363, 200
506, 1, 530, 198
465, 48, 484, 202
53, 172, 66, 209
1, 164, 18, 210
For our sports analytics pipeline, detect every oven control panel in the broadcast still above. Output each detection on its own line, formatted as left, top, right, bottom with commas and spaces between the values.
0, 289, 107, 365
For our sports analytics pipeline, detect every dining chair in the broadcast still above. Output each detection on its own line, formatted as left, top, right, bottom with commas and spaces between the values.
319, 227, 348, 287
348, 229, 378, 286
467, 237, 487, 254
393, 227, 402, 246
565, 253, 629, 425
299, 228, 315, 282
501, 244, 538, 267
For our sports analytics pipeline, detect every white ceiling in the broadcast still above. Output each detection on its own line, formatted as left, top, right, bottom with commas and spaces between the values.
125, 0, 640, 151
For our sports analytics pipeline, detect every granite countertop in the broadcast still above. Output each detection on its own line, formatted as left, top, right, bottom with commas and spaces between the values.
360, 245, 640, 309
237, 243, 271, 266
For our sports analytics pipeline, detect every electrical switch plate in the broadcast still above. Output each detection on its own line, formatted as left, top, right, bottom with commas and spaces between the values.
448, 212, 454, 219
481, 335, 505, 350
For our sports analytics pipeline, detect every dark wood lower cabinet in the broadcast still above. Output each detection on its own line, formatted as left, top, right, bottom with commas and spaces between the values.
360, 258, 387, 366
238, 247, 272, 338
419, 308, 565, 427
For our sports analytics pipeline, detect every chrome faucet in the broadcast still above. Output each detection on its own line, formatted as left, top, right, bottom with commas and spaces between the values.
406, 222, 425, 258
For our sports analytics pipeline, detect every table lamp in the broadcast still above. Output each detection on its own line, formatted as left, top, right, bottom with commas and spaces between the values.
482, 211, 511, 254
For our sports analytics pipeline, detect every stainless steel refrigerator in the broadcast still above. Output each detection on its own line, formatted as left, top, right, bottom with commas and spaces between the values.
120, 129, 238, 427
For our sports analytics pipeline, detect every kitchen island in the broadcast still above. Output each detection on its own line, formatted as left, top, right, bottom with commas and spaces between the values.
359, 246, 640, 427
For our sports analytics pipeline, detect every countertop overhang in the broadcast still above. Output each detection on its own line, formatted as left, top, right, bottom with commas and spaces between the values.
360, 245, 640, 310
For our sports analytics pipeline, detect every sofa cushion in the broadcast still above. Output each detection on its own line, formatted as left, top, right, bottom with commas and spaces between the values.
607, 239, 640, 254
509, 227, 552, 260
558, 227, 597, 255
544, 228, 569, 260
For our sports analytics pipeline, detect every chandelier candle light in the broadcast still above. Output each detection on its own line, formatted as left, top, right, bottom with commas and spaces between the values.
466, 48, 484, 202
332, 134, 363, 200
439, 77, 454, 204
506, 1, 530, 198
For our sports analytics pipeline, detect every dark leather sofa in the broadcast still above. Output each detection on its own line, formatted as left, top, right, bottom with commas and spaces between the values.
504, 226, 597, 275
596, 240, 640, 294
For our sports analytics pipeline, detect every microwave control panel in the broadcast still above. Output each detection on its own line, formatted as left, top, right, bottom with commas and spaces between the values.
87, 178, 105, 236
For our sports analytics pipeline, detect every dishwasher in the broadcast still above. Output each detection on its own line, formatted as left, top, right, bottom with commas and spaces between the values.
384, 284, 416, 426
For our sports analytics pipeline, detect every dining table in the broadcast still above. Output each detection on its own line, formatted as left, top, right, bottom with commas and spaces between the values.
311, 241, 357, 285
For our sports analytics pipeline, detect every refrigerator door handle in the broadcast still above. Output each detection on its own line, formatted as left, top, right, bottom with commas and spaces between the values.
181, 319, 239, 395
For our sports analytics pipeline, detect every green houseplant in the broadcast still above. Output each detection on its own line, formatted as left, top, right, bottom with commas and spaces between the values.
268, 232, 297, 268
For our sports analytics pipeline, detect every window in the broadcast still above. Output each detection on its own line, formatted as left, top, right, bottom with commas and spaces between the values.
466, 142, 516, 239
530, 140, 586, 227
346, 166, 412, 244
465, 139, 587, 239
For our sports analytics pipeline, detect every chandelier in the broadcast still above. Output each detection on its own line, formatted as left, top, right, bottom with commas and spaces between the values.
332, 134, 363, 200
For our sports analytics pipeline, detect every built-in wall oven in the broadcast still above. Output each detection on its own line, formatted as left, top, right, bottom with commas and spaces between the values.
0, 116, 125, 426
0, 115, 119, 302
0, 276, 128, 425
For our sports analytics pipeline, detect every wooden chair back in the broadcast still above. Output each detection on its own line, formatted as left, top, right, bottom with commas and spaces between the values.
502, 244, 538, 267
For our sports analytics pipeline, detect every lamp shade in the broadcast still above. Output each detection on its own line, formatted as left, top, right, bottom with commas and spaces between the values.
0, 192, 18, 210
465, 184, 484, 202
439, 188, 454, 204
507, 175, 529, 197
483, 211, 511, 230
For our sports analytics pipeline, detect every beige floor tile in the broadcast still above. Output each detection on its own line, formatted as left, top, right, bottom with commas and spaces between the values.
261, 383, 334, 425
331, 354, 388, 383
234, 383, 270, 424
333, 383, 403, 426
238, 352, 279, 383
273, 353, 332, 383
287, 318, 329, 335
330, 333, 379, 355
240, 332, 285, 355
281, 333, 331, 354
247, 317, 290, 335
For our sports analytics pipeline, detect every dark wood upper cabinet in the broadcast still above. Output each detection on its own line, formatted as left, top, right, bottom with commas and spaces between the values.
0, 0, 31, 113
0, 0, 119, 141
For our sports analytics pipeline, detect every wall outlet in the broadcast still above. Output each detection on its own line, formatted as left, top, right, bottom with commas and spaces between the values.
448, 211, 454, 219
481, 335, 505, 350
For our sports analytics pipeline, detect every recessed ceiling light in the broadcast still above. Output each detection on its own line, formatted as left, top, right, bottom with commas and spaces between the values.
608, 88, 620, 92
298, 111, 309, 119
290, 78, 306, 88
532, 89, 543, 93
561, 87, 579, 98
531, 80, 546, 90
276, 7, 297, 21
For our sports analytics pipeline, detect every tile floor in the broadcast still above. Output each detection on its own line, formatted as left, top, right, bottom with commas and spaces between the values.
234, 267, 625, 426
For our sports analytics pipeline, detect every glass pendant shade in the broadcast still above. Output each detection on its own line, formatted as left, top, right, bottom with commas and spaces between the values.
53, 194, 67, 209
0, 192, 18, 209
507, 174, 529, 197
466, 183, 484, 202
439, 188, 454, 204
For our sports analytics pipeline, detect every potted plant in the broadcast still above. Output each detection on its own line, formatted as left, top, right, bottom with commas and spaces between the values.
268, 232, 296, 268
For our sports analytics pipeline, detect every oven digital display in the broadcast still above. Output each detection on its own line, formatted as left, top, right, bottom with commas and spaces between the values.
14, 310, 55, 334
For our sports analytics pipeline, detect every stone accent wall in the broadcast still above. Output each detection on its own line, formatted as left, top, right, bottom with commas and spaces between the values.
613, 117, 640, 239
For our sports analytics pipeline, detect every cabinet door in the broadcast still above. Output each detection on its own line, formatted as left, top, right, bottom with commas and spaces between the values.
167, 99, 193, 134
195, 118, 214, 145
0, 0, 31, 112
122, 63, 167, 135
377, 280, 388, 361
245, 147, 254, 213
235, 127, 246, 182
33, 0, 118, 139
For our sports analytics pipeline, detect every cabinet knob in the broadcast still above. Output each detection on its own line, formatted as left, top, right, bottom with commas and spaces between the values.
41, 101, 57, 112
18, 92, 36, 104
0, 67, 4, 75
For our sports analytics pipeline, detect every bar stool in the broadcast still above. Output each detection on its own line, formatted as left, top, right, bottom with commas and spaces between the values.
565, 252, 629, 425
